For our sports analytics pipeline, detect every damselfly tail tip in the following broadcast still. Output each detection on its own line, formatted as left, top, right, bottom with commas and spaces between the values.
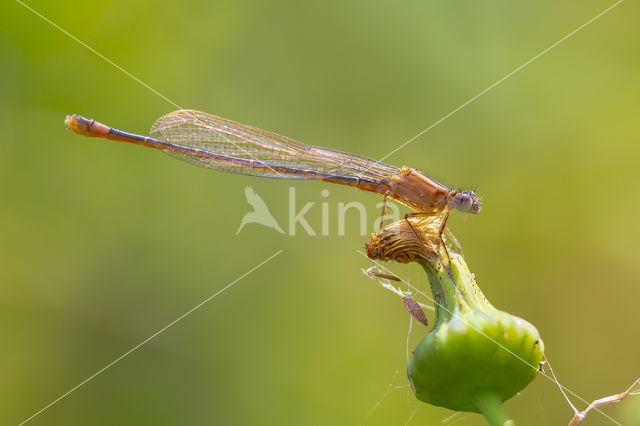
65, 114, 93, 136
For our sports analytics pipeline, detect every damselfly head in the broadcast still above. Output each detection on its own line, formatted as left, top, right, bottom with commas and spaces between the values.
453, 191, 481, 214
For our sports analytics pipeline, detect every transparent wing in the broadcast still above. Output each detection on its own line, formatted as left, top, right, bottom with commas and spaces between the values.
149, 109, 398, 180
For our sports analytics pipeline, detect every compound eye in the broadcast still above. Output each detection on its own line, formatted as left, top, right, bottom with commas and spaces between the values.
454, 193, 473, 212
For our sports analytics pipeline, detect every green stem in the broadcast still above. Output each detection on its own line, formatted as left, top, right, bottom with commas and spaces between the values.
420, 255, 494, 327
420, 260, 458, 325
473, 392, 514, 426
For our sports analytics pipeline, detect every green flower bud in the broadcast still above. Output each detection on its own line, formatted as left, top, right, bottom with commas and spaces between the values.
366, 215, 544, 424
408, 253, 544, 424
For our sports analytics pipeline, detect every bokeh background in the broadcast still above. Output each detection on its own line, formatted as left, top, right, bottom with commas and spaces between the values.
2, 0, 639, 425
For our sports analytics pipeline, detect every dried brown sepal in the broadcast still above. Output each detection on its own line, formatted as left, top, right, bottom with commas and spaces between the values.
366, 269, 402, 282
365, 214, 449, 265
402, 296, 429, 327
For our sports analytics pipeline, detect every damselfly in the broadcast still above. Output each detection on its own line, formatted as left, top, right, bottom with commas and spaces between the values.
65, 109, 480, 232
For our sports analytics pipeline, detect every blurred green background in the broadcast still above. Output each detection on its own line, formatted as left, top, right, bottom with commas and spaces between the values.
2, 0, 639, 425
